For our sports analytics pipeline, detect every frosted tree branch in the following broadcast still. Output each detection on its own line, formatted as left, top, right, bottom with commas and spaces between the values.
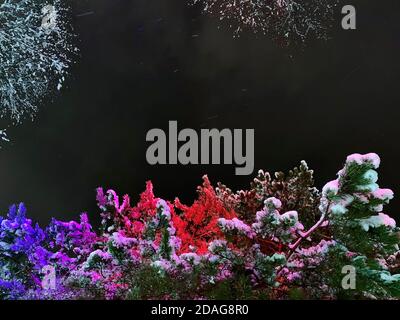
0, 0, 77, 123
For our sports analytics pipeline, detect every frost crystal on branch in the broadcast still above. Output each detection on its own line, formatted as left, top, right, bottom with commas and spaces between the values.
191, 0, 338, 44
0, 0, 77, 122
0, 129, 9, 146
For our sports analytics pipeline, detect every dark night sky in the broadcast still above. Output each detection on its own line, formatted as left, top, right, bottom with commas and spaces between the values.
0, 0, 399, 226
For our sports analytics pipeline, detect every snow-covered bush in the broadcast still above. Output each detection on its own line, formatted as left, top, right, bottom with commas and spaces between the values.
1, 153, 399, 299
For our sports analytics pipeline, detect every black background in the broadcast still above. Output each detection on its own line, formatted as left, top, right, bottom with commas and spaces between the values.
0, 0, 399, 226
1, 299, 395, 318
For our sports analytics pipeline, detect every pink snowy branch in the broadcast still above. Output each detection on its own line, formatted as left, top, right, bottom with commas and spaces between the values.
288, 201, 331, 252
